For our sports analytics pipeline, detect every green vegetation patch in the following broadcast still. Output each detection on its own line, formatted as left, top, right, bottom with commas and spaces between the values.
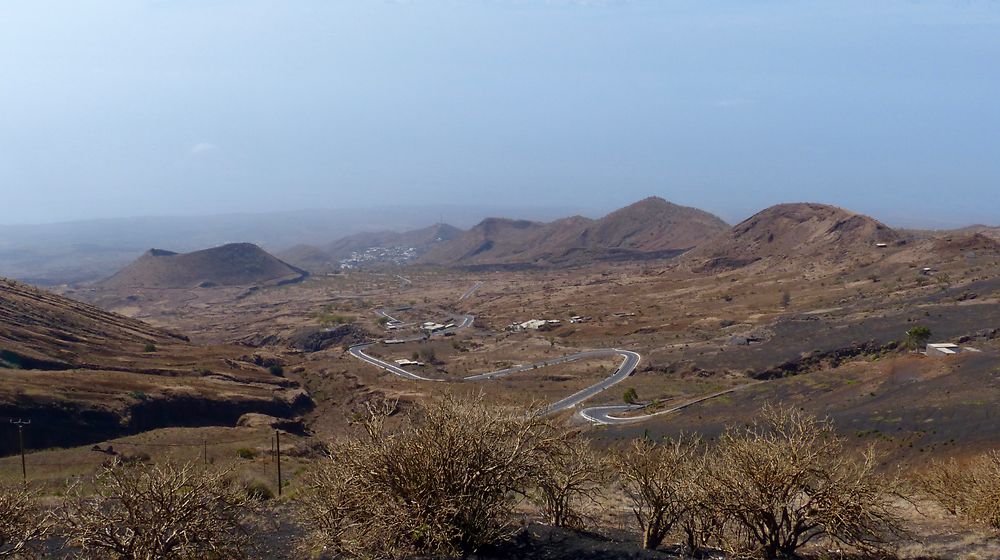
313, 305, 355, 326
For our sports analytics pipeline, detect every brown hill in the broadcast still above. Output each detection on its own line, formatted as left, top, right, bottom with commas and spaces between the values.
417, 197, 729, 267
686, 203, 901, 272
951, 225, 1000, 241
931, 233, 1000, 255
101, 243, 307, 288
583, 196, 731, 252
0, 277, 309, 453
417, 218, 553, 267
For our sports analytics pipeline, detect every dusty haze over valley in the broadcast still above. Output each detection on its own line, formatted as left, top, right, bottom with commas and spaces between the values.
2, 2, 1000, 559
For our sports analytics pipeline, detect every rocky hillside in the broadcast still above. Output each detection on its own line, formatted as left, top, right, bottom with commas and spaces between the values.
930, 232, 1000, 256
952, 225, 1000, 241
417, 197, 729, 267
100, 243, 307, 288
0, 278, 309, 453
0, 277, 184, 370
685, 203, 901, 272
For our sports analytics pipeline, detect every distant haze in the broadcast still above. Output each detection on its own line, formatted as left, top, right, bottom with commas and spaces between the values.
0, 204, 588, 284
1, 1, 999, 228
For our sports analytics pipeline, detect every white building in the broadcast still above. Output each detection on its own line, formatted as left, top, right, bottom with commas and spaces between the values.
926, 343, 962, 356
520, 319, 548, 330
394, 359, 424, 367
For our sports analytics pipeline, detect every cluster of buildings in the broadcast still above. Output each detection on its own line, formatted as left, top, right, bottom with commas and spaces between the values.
421, 321, 456, 334
339, 246, 418, 269
507, 319, 561, 332
394, 359, 424, 367
505, 314, 599, 332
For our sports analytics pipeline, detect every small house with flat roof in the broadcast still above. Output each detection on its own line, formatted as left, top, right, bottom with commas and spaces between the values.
926, 343, 961, 357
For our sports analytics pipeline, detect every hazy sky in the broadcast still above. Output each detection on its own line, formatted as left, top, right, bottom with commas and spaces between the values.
1, 0, 998, 227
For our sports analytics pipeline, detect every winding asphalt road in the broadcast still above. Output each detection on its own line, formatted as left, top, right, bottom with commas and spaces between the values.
349, 342, 442, 382
459, 281, 484, 301
350, 284, 746, 422
347, 286, 644, 416
577, 382, 763, 425
349, 340, 640, 414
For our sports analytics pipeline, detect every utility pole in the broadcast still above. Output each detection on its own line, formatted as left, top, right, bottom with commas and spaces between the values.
11, 419, 29, 483
275, 430, 282, 497
203, 439, 208, 465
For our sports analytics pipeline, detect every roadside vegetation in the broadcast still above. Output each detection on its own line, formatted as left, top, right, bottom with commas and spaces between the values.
0, 398, 995, 559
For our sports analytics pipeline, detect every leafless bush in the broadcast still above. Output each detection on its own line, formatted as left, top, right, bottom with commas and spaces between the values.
675, 450, 724, 557
532, 427, 608, 528
57, 459, 257, 559
296, 394, 554, 559
610, 435, 703, 550
708, 405, 906, 559
0, 482, 52, 559
918, 450, 1000, 530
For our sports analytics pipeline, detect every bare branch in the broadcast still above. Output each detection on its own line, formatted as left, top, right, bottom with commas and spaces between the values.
56, 459, 258, 559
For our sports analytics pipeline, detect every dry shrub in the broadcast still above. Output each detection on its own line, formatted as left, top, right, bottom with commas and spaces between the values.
0, 482, 52, 559
532, 427, 608, 529
611, 406, 907, 558
297, 395, 555, 559
676, 450, 724, 557
919, 450, 1000, 530
610, 435, 702, 550
707, 405, 906, 559
57, 459, 257, 559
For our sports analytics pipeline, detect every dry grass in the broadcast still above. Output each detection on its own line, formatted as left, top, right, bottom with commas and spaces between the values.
0, 425, 311, 496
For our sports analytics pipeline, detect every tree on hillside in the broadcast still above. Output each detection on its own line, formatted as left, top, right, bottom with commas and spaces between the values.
419, 347, 437, 363
904, 326, 932, 350
623, 387, 639, 405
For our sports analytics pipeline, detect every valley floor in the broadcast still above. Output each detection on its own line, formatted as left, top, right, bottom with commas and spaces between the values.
6, 231, 1000, 557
